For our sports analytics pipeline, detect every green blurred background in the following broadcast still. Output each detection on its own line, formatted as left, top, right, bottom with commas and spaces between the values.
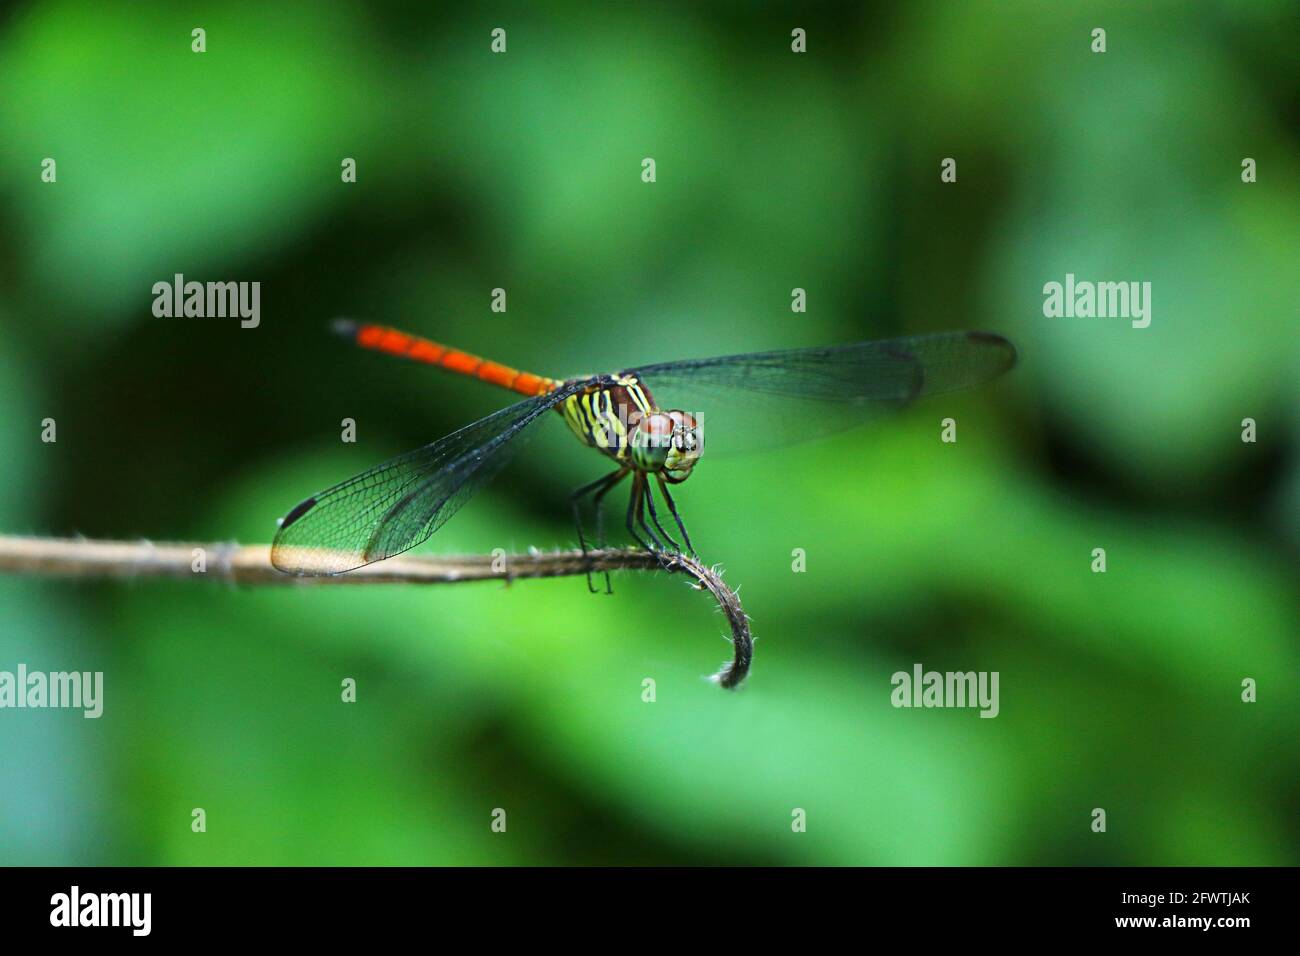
0, 0, 1296, 865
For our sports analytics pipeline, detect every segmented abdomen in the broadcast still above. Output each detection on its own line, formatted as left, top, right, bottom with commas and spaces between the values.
337, 320, 560, 397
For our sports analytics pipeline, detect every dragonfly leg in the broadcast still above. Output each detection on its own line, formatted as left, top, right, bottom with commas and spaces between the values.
656, 475, 695, 556
642, 477, 682, 554
629, 473, 677, 572
571, 468, 627, 593
625, 472, 656, 552
590, 468, 628, 594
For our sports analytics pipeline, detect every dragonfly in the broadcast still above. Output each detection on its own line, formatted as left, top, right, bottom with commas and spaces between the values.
271, 321, 1017, 588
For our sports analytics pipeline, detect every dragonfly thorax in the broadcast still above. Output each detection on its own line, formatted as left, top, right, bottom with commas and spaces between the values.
558, 377, 703, 481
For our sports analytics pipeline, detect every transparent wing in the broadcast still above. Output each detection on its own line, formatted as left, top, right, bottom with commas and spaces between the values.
271, 382, 584, 575
629, 331, 1016, 456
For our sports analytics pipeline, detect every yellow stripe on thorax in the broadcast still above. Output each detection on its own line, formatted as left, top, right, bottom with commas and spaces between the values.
560, 375, 652, 460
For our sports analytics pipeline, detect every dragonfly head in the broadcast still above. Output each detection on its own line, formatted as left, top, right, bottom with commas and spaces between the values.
630, 409, 702, 481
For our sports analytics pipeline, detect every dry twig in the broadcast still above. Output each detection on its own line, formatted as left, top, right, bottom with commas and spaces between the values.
0, 535, 753, 688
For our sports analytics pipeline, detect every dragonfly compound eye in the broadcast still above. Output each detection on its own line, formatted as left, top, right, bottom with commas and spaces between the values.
663, 409, 703, 478
630, 413, 675, 471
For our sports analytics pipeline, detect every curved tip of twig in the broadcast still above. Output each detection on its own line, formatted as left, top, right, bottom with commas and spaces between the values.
664, 554, 753, 689
709, 656, 750, 690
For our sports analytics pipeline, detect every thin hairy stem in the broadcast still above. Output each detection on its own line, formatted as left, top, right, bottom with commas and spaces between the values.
0, 535, 754, 688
